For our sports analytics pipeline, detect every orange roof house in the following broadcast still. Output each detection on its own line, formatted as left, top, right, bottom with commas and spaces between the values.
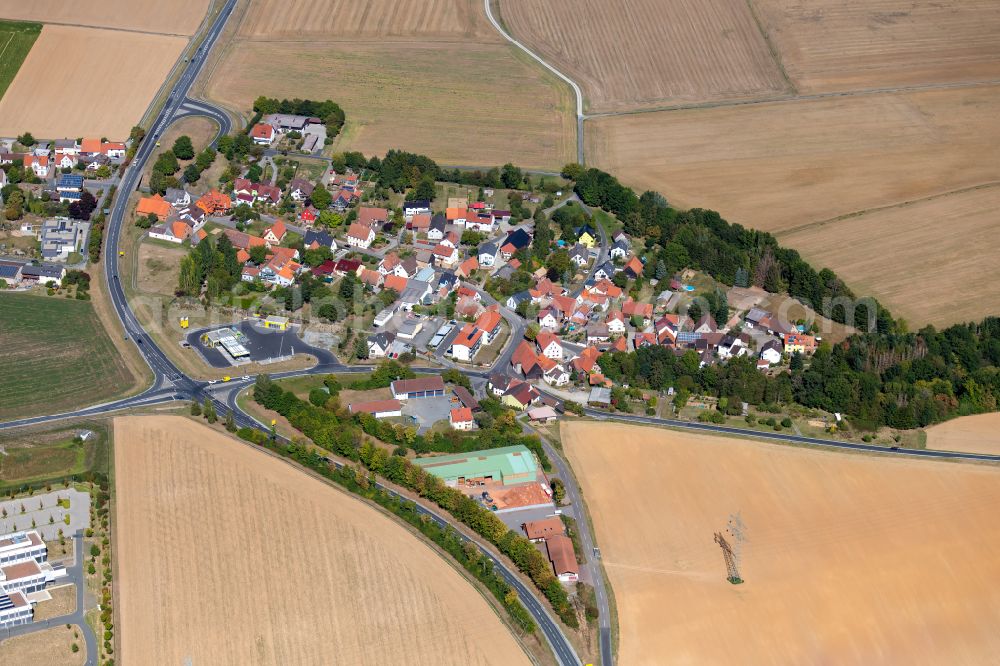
263, 220, 287, 244
383, 274, 408, 293
136, 193, 170, 220
80, 137, 102, 154
170, 221, 190, 241
196, 189, 232, 215
624, 256, 644, 276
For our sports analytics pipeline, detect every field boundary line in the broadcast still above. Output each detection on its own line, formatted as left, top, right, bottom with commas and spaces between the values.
585, 78, 1000, 119
28, 20, 190, 39
486, 0, 585, 163
744, 0, 797, 95
777, 180, 1000, 238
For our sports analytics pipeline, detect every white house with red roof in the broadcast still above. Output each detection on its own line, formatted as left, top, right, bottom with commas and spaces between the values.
250, 123, 275, 145
346, 222, 375, 249
263, 220, 287, 245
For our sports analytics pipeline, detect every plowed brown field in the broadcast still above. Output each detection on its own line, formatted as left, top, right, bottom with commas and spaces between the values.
563, 421, 1000, 664
115, 416, 529, 666
753, 0, 1000, 93
239, 0, 498, 40
501, 0, 789, 112
0, 25, 185, 139
0, 0, 209, 35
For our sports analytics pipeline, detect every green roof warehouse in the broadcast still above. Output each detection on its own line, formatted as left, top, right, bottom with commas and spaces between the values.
415, 445, 539, 487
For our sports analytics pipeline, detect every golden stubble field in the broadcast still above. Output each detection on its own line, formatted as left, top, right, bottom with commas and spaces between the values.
501, 0, 789, 112
238, 0, 498, 40
115, 416, 529, 666
0, 0, 209, 35
587, 85, 1000, 326
206, 40, 573, 169
753, 0, 1000, 93
563, 421, 1000, 664
782, 184, 1000, 327
0, 25, 185, 139
926, 413, 1000, 456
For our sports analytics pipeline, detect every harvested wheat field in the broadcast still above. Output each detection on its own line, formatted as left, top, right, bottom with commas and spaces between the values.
501, 0, 788, 112
206, 40, 573, 168
115, 416, 529, 666
753, 0, 1000, 93
239, 0, 498, 40
587, 85, 1000, 235
926, 413, 1000, 456
563, 421, 1000, 665
782, 185, 1000, 327
0, 0, 209, 35
0, 25, 185, 139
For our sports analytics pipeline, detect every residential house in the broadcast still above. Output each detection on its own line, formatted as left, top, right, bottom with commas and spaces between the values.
759, 339, 783, 365
478, 242, 498, 267
717, 335, 747, 360
456, 256, 479, 278
511, 341, 541, 376
539, 358, 570, 386
20, 263, 65, 286
408, 213, 431, 232
446, 207, 467, 225
449, 407, 475, 431
488, 373, 512, 397
609, 238, 630, 260
536, 331, 563, 360
300, 229, 334, 252
148, 221, 193, 245
367, 332, 395, 359
491, 209, 511, 225
465, 212, 495, 232
427, 213, 447, 240
546, 534, 579, 582
568, 243, 590, 267
592, 261, 616, 282
575, 224, 597, 248
346, 222, 375, 249
537, 308, 560, 330
56, 174, 84, 203
164, 187, 190, 207
624, 256, 644, 279
196, 189, 232, 216
264, 113, 316, 132
40, 218, 88, 261
331, 188, 359, 211
503, 228, 531, 254
475, 308, 503, 345
693, 314, 718, 334
606, 310, 626, 335
299, 207, 318, 225
136, 194, 170, 221
358, 206, 389, 228
622, 298, 654, 326
449, 324, 484, 361
586, 322, 610, 345
506, 290, 532, 311
571, 346, 602, 375
263, 221, 287, 245
250, 123, 275, 145
785, 333, 817, 355
431, 243, 459, 268
24, 155, 49, 178
53, 151, 77, 170
403, 199, 431, 219
502, 382, 539, 411
287, 178, 314, 202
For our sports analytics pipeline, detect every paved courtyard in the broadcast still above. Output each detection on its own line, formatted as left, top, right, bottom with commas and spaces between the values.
0, 489, 90, 541
400, 395, 456, 433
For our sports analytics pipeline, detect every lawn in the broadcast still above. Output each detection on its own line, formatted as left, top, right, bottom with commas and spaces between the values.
0, 293, 136, 421
0, 20, 41, 101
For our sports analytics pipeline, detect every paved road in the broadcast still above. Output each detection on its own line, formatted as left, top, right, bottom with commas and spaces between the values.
2, 532, 98, 665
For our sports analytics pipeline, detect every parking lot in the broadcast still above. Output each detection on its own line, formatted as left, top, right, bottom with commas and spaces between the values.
400, 394, 457, 433
187, 320, 335, 368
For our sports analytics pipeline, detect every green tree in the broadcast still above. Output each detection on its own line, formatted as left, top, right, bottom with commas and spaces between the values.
17, 132, 35, 146
310, 184, 331, 209
95, 164, 112, 179
413, 176, 436, 201
353, 336, 368, 360
245, 163, 263, 182
195, 147, 217, 171
177, 254, 200, 295
202, 398, 217, 423
232, 203, 258, 223
190, 401, 202, 416
501, 163, 523, 189
183, 164, 201, 183
153, 150, 179, 175
172, 135, 195, 160
226, 409, 237, 432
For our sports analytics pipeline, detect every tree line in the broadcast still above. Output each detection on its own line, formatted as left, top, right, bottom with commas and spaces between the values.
252, 374, 578, 627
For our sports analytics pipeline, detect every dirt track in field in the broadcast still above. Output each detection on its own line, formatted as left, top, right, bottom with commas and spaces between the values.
563, 421, 1000, 665
114, 416, 529, 666
0, 25, 185, 139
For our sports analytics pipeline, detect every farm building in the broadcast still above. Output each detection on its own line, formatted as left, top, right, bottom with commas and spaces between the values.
546, 534, 579, 582
348, 400, 403, 419
527, 406, 558, 423
415, 445, 539, 487
523, 517, 565, 542
391, 376, 445, 401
